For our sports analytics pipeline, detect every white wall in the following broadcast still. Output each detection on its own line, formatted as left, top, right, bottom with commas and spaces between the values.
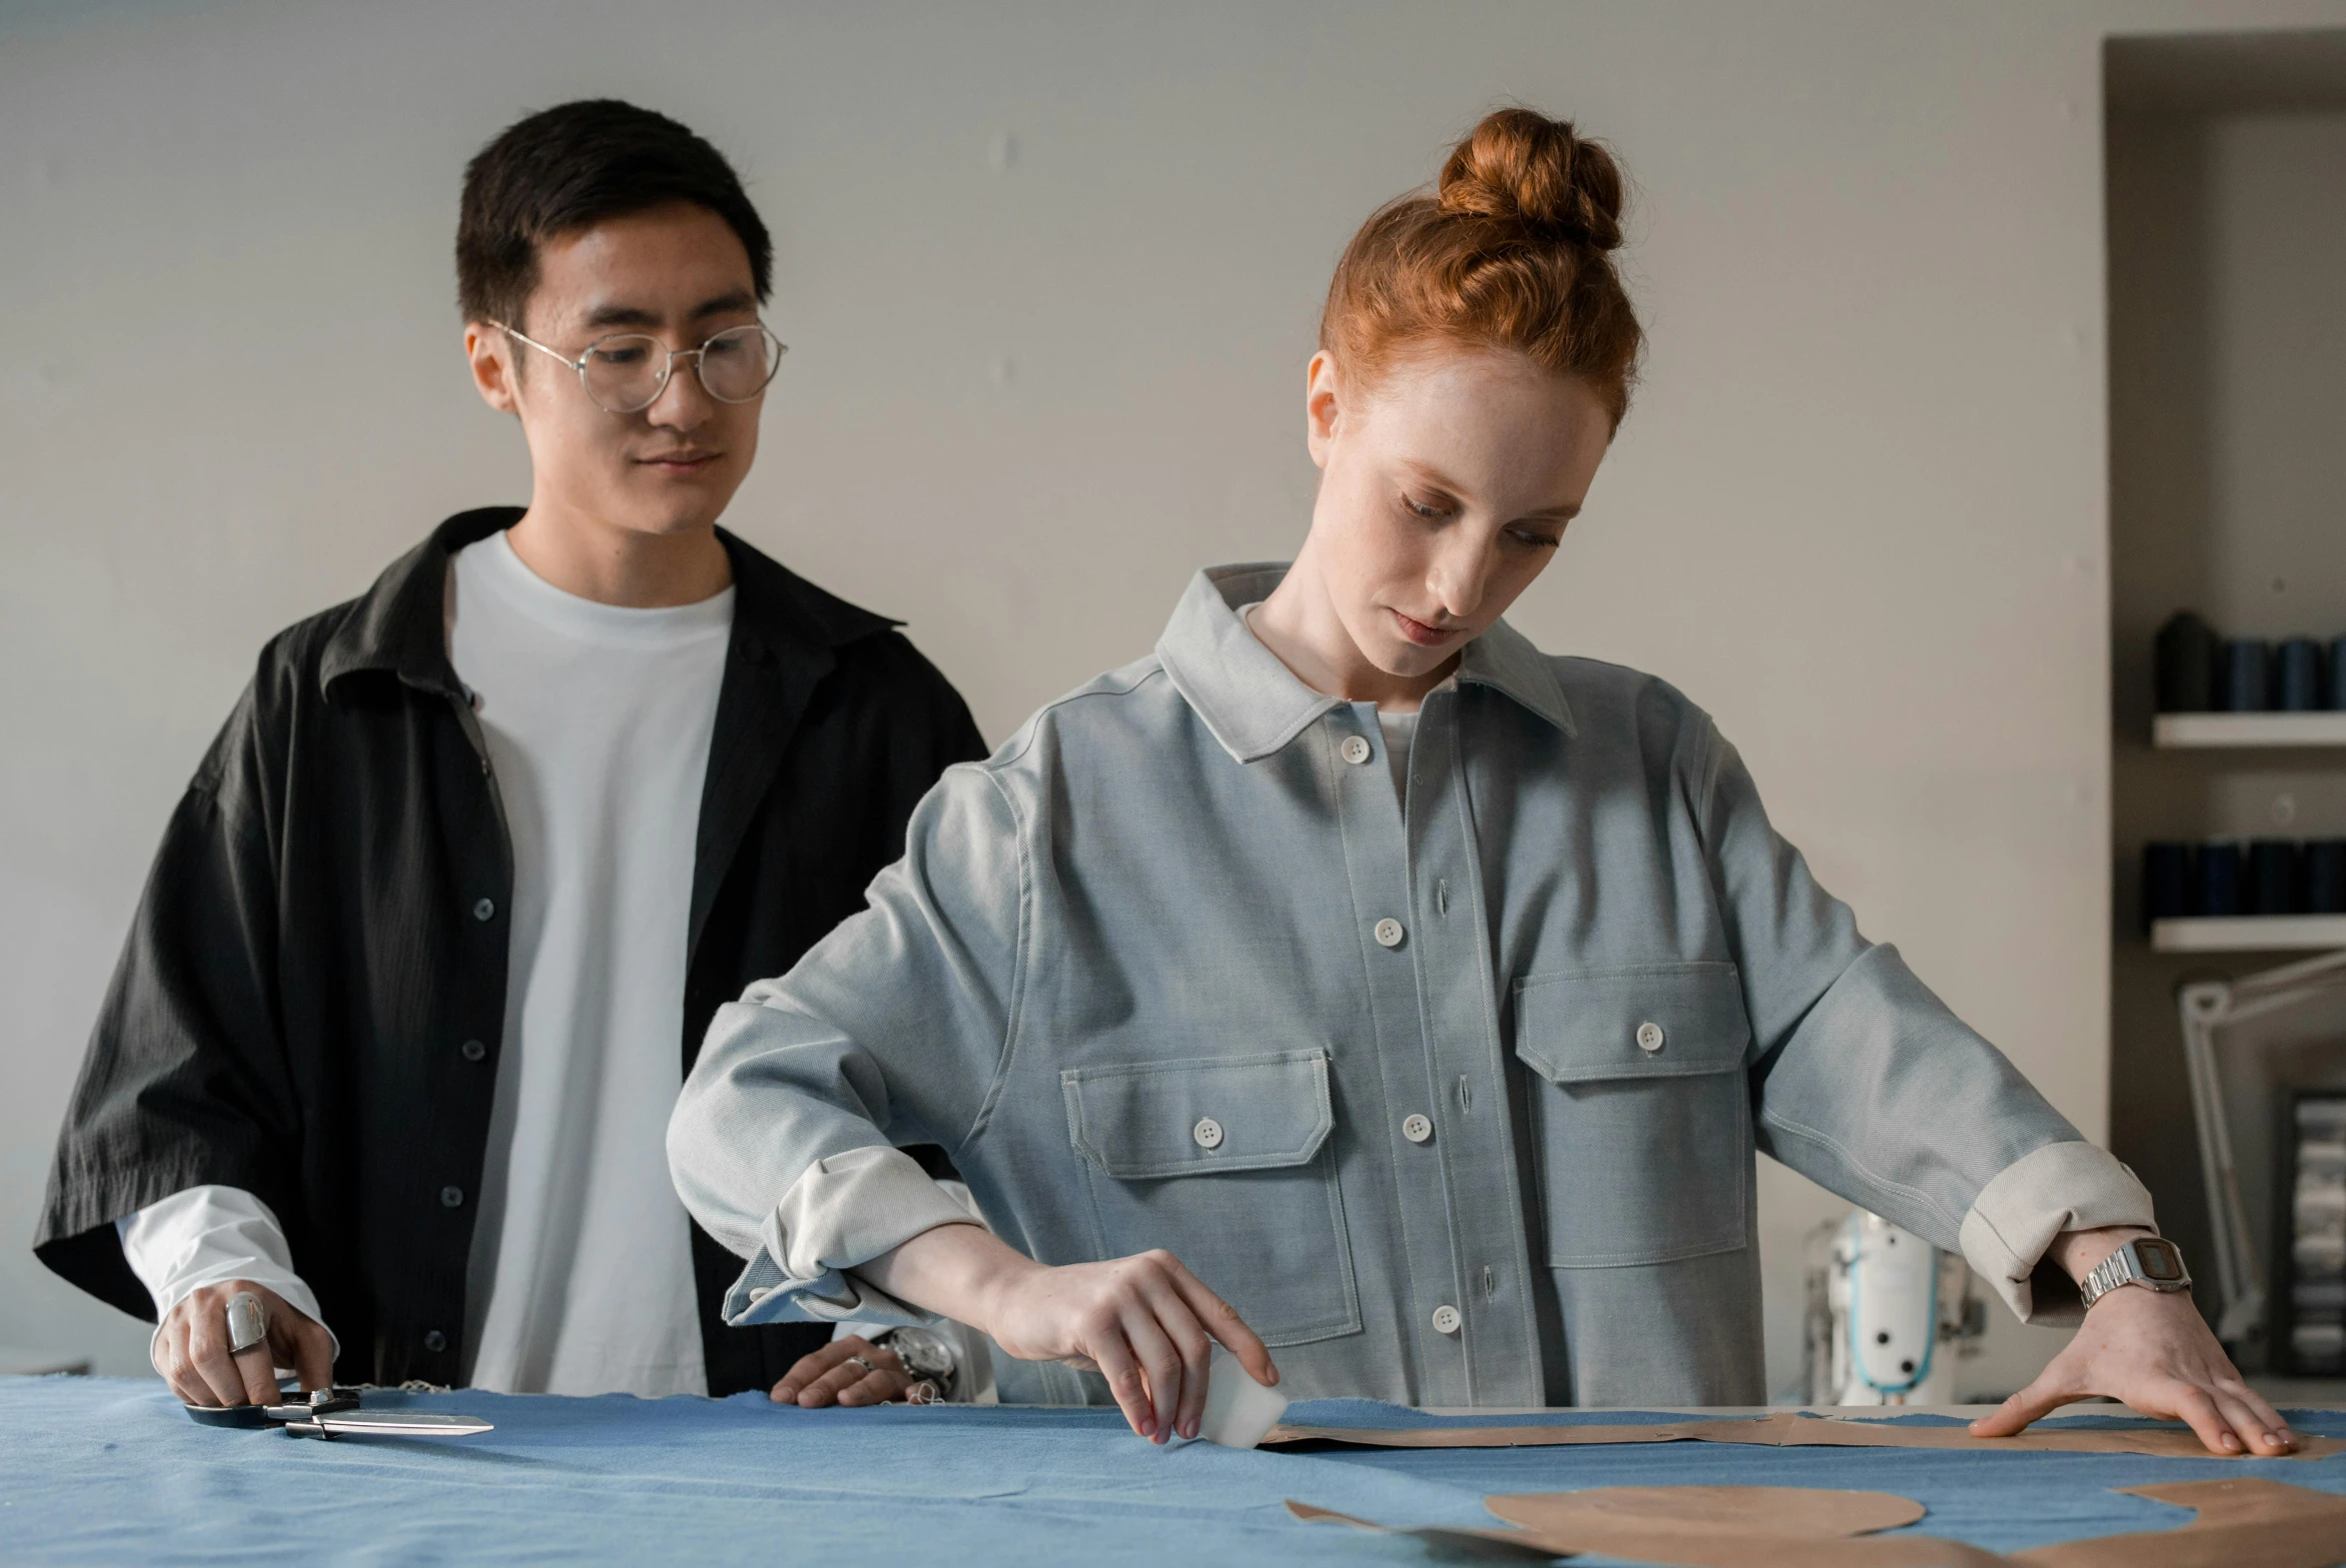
8, 0, 2343, 1392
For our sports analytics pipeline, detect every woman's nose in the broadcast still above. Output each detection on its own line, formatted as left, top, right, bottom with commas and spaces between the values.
1427, 548, 1487, 623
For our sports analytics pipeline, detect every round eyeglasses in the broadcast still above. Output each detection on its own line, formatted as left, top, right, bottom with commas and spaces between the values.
494, 321, 788, 414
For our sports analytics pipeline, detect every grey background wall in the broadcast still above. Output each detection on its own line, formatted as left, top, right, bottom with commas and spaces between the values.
8, 0, 2343, 1396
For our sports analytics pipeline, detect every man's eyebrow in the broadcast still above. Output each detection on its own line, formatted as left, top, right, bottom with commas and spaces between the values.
578, 291, 757, 332
582, 303, 662, 330
692, 289, 757, 318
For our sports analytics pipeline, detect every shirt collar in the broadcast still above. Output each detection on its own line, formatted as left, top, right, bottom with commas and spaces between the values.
1156, 563, 1574, 764
317, 508, 901, 700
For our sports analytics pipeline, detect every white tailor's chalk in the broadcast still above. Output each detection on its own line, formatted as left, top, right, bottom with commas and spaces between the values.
1196, 1345, 1287, 1449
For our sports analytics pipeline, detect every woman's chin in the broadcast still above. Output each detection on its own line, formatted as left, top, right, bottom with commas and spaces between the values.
1365, 641, 1460, 683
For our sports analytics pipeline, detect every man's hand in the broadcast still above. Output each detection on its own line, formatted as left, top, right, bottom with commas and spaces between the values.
155, 1280, 333, 1408
770, 1335, 928, 1407
858, 1225, 1278, 1444
1969, 1229, 2295, 1457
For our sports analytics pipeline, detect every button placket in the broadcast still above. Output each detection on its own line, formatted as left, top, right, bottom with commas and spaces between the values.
1327, 685, 1539, 1405
1339, 734, 1372, 766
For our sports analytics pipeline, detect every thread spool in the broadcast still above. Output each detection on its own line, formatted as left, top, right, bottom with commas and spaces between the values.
2306, 841, 2346, 915
2154, 613, 2218, 714
2142, 841, 2194, 929
2219, 641, 2272, 713
2277, 639, 2327, 712
2199, 841, 2243, 916
2248, 839, 2302, 915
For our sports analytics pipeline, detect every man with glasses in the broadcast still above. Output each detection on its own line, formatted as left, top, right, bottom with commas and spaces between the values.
34, 100, 985, 1406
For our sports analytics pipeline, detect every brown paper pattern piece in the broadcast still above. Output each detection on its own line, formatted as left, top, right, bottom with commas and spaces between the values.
1260, 1408, 2344, 1461
1291, 1485, 2003, 1566
1287, 1478, 2346, 1567
2008, 1478, 2346, 1567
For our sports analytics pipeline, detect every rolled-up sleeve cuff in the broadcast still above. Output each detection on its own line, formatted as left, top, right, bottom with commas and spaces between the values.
1957, 1140, 2157, 1327
720, 1146, 980, 1328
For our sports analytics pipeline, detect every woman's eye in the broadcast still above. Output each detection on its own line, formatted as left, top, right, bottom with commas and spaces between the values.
1403, 494, 1448, 520
1508, 529, 1563, 550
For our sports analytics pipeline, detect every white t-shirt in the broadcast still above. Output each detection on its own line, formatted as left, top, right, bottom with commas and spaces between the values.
1376, 709, 1417, 803
121, 530, 732, 1398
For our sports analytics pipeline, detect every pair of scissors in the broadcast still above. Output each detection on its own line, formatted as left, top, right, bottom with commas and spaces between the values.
182, 1386, 494, 1438
181, 1290, 492, 1438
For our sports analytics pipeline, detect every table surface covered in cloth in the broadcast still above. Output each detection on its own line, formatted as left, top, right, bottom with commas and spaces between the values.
3, 1377, 2342, 1565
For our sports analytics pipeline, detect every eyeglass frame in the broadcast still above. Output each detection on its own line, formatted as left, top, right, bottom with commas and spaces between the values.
491, 319, 789, 414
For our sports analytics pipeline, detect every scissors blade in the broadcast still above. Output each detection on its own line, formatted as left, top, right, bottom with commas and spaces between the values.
303, 1410, 494, 1437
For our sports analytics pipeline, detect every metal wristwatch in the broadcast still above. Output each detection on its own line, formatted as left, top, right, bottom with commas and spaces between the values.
2077, 1236, 2192, 1309
873, 1325, 959, 1401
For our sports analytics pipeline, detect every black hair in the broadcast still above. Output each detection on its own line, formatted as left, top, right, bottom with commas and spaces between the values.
456, 99, 772, 330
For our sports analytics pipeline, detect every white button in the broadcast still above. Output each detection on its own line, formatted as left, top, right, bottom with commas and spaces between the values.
1339, 735, 1372, 766
1636, 1020, 1665, 1053
1373, 918, 1405, 947
1430, 1304, 1462, 1335
1401, 1113, 1432, 1144
1192, 1117, 1224, 1150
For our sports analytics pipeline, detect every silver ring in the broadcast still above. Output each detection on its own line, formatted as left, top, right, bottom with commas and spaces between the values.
225, 1291, 268, 1356
842, 1355, 877, 1376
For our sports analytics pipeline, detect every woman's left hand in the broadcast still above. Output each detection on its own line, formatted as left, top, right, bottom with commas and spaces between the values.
1968, 1263, 2294, 1456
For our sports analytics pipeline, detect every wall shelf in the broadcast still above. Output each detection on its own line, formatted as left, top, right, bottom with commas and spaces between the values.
2153, 713, 2346, 748
2151, 915, 2346, 952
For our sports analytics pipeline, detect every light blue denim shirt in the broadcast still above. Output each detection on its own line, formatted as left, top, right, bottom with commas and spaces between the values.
670, 564, 2151, 1407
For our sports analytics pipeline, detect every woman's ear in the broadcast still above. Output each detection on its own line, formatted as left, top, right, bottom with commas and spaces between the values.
1304, 351, 1344, 470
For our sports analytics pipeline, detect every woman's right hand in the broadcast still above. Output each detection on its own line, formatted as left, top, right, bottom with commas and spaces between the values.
980, 1248, 1278, 1443
863, 1223, 1277, 1443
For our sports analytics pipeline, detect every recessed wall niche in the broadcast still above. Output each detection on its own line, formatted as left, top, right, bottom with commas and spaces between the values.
2107, 29, 2346, 1371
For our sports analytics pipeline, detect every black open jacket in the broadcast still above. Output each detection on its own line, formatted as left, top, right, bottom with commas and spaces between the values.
35, 509, 987, 1395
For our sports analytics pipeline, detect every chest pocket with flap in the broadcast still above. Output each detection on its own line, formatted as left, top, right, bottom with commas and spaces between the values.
1063, 1048, 1359, 1347
1514, 961, 1755, 1268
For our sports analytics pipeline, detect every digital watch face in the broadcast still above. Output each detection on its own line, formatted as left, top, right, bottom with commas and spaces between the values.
2138, 1241, 2184, 1281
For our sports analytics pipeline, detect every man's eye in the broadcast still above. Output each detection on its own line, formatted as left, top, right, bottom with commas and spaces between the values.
595, 346, 651, 367
704, 337, 744, 360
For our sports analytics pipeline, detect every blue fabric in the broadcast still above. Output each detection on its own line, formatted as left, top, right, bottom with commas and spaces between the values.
4, 1379, 2341, 1565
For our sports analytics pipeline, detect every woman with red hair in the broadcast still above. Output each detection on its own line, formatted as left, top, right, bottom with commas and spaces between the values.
670, 109, 2279, 1457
